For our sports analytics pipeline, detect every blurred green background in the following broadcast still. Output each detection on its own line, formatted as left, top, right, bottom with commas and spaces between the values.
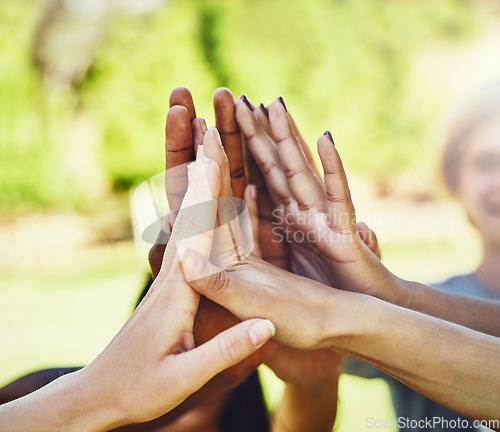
1, 0, 499, 430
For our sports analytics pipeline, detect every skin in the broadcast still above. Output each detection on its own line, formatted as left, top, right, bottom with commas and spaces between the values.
0, 141, 275, 432
145, 88, 276, 432
234, 96, 500, 338
151, 87, 341, 432
245, 176, 340, 432
178, 132, 500, 426
457, 119, 500, 292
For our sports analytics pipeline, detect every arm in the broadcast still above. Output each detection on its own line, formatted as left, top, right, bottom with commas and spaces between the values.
0, 142, 275, 431
236, 97, 500, 338
340, 294, 500, 425
404, 280, 500, 338
0, 371, 108, 432
180, 250, 500, 426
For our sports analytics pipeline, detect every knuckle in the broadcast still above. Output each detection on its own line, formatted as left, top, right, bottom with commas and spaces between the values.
284, 166, 308, 179
325, 191, 348, 204
259, 158, 280, 176
217, 332, 242, 365
206, 269, 231, 298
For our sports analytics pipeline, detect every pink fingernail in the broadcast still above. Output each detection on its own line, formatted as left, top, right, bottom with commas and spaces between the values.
241, 94, 254, 111
249, 319, 275, 347
323, 131, 334, 145
278, 96, 287, 112
259, 103, 269, 119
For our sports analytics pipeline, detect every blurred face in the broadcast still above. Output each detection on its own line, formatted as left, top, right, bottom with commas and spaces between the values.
457, 119, 500, 246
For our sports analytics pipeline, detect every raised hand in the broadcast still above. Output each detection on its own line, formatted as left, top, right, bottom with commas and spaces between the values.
236, 96, 407, 304
0, 147, 276, 432
235, 98, 337, 286
144, 88, 276, 429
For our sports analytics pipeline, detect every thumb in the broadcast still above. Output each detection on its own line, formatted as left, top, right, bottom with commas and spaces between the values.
180, 247, 226, 285
184, 318, 275, 386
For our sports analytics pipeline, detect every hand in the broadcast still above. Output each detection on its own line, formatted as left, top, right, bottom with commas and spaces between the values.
0, 148, 276, 432
236, 98, 337, 287
146, 87, 276, 426
95, 139, 274, 428
245, 184, 344, 388
236, 97, 406, 305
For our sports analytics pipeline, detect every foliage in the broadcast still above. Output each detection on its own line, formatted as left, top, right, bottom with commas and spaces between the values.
0, 0, 480, 210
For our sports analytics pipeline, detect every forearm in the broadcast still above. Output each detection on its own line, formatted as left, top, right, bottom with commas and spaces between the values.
0, 369, 120, 432
271, 379, 338, 432
406, 280, 500, 337
331, 292, 500, 423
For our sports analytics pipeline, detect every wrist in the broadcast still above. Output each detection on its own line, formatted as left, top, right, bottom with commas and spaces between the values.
0, 369, 121, 432
403, 280, 434, 312
324, 289, 388, 355
58, 367, 126, 432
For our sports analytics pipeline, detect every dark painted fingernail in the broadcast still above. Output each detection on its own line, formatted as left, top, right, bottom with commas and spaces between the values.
241, 94, 254, 111
323, 131, 334, 145
278, 96, 287, 112
259, 103, 269, 119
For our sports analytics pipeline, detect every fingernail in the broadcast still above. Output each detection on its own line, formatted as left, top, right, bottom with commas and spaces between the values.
241, 94, 254, 111
278, 96, 287, 112
323, 131, 334, 145
259, 103, 269, 119
211, 127, 222, 145
248, 319, 275, 347
200, 119, 208, 134
250, 184, 257, 200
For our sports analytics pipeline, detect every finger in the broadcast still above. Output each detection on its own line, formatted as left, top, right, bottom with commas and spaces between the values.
254, 103, 273, 138
184, 318, 275, 389
317, 132, 357, 235
169, 87, 196, 120
243, 141, 289, 268
213, 88, 246, 199
202, 126, 232, 198
268, 98, 325, 212
243, 184, 262, 258
148, 211, 177, 279
357, 221, 381, 260
192, 118, 208, 156
235, 98, 293, 205
163, 146, 221, 278
166, 106, 193, 212
288, 113, 323, 181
